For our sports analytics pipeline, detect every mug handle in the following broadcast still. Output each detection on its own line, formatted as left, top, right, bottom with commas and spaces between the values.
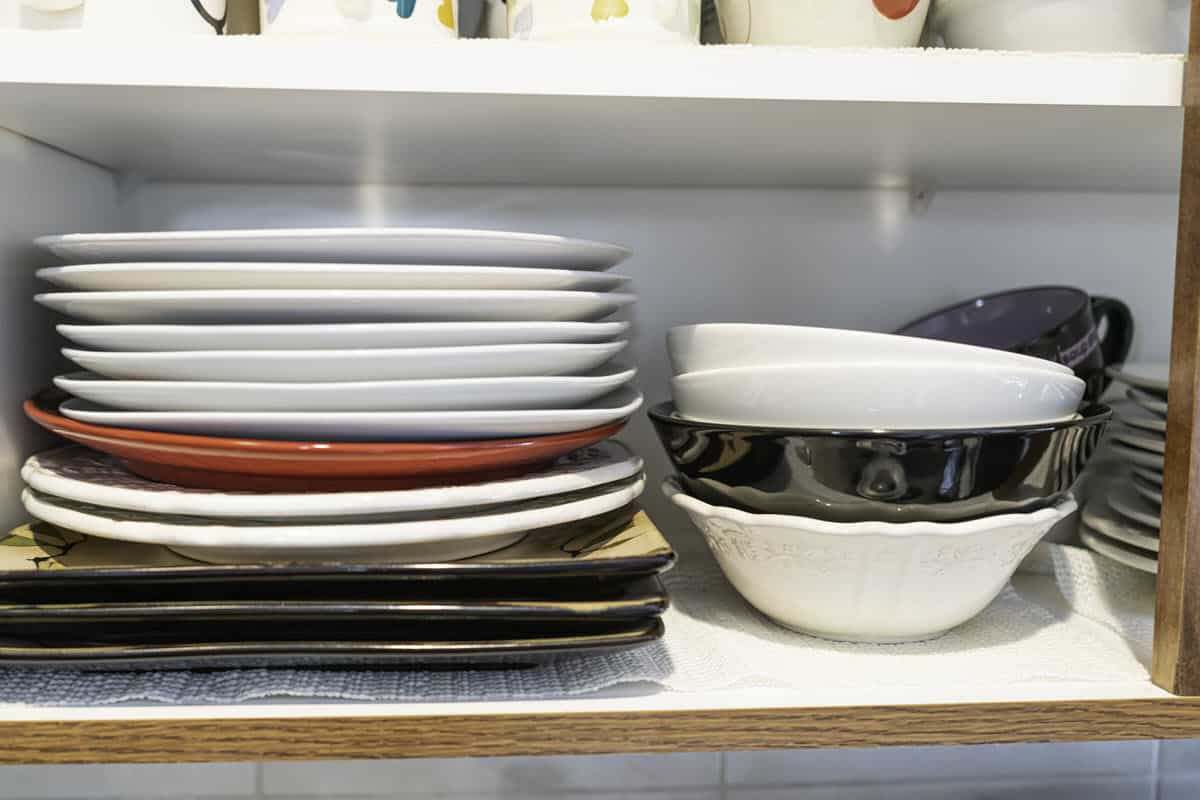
190, 0, 227, 34
1091, 296, 1135, 368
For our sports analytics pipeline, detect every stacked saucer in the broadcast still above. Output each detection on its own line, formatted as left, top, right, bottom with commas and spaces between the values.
1078, 363, 1168, 575
10, 227, 667, 670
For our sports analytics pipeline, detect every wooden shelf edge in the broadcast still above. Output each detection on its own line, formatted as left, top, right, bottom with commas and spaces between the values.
3, 698, 1200, 764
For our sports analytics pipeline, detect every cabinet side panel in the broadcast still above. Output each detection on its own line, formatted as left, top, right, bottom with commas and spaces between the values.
0, 131, 117, 530
1154, 0, 1200, 697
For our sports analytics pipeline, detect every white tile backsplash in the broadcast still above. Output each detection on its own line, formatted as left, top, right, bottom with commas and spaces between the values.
0, 763, 256, 799
730, 777, 1156, 800
1160, 739, 1200, 775
724, 742, 1156, 787
1160, 773, 1200, 799
260, 754, 721, 796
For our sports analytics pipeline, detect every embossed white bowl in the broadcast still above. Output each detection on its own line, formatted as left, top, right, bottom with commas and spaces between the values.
665, 478, 1077, 643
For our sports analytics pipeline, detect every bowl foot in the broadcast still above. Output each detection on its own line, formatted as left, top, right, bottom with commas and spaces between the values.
769, 618, 953, 645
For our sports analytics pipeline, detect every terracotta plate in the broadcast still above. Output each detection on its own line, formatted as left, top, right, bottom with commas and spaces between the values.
24, 389, 626, 492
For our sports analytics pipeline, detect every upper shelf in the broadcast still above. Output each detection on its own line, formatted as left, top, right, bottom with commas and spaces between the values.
0, 34, 1185, 189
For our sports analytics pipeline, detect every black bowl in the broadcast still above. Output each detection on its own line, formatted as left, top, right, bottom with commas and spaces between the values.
648, 402, 1112, 523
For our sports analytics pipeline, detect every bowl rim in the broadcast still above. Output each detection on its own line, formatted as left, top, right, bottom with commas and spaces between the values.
647, 401, 1111, 439
664, 476, 1078, 537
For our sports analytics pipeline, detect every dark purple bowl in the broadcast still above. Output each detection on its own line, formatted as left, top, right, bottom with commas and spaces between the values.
649, 402, 1111, 523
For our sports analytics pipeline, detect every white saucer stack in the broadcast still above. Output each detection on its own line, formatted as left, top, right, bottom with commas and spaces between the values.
1079, 363, 1168, 575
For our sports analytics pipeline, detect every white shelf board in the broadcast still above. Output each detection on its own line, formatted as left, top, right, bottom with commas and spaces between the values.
0, 35, 1185, 188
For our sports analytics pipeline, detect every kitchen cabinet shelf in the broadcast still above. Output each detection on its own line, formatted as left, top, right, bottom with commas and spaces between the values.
0, 561, 1194, 764
1, 684, 1199, 764
0, 34, 1184, 189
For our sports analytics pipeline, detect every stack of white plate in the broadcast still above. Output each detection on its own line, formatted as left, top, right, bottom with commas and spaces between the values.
36, 228, 642, 442
1078, 363, 1168, 575
26, 227, 647, 565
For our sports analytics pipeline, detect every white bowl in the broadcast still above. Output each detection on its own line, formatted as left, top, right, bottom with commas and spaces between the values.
716, 0, 930, 46
667, 324, 1074, 377
670, 362, 1085, 430
931, 0, 1169, 53
666, 477, 1077, 643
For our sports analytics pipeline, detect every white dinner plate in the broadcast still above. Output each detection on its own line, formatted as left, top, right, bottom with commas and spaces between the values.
57, 321, 630, 352
59, 388, 644, 441
55, 366, 638, 412
1079, 526, 1157, 575
1131, 472, 1163, 508
1127, 388, 1167, 418
1082, 501, 1159, 552
1132, 466, 1164, 486
37, 263, 631, 292
37, 289, 636, 324
1106, 484, 1161, 530
1111, 441, 1165, 472
36, 228, 631, 270
1120, 407, 1167, 435
63, 342, 626, 382
1111, 428, 1165, 455
22, 442, 643, 520
21, 476, 646, 564
1106, 362, 1169, 396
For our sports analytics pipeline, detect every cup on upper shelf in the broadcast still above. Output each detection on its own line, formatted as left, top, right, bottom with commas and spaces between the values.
11, 0, 227, 33
507, 0, 700, 43
929, 0, 1171, 53
260, 0, 459, 37
713, 0, 930, 46
896, 286, 1134, 404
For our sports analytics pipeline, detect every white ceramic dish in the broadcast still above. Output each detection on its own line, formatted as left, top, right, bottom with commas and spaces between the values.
1111, 441, 1165, 472
670, 363, 1084, 430
1105, 484, 1162, 531
63, 342, 626, 382
22, 442, 643, 519
37, 289, 636, 325
1079, 526, 1157, 575
22, 476, 645, 564
1132, 472, 1164, 506
59, 388, 644, 441
55, 366, 638, 413
1127, 387, 1168, 417
37, 263, 630, 293
666, 477, 1075, 643
57, 321, 630, 352
1082, 501, 1159, 551
666, 323, 1074, 377
36, 228, 631, 269
716, 0, 930, 46
931, 0, 1170, 53
1121, 407, 1167, 434
261, 0, 459, 38
1133, 466, 1164, 486
1107, 362, 1169, 396
1112, 428, 1165, 455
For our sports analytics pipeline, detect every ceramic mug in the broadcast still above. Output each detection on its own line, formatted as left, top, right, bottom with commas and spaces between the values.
261, 0, 459, 37
930, 0, 1170, 54
896, 286, 1135, 404
14, 0, 226, 32
508, 0, 700, 43
715, 0, 930, 46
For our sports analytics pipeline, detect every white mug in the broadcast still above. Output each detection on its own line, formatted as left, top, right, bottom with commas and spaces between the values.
508, 0, 700, 43
261, 0, 459, 37
12, 0, 226, 33
715, 0, 930, 46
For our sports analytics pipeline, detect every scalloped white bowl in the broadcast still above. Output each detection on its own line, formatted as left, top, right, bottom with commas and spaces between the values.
665, 478, 1077, 643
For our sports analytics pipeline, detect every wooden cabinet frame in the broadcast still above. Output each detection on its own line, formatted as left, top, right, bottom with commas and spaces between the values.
1155, 0, 1200, 697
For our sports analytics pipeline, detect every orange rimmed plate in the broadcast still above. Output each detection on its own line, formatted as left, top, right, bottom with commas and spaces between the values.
25, 390, 626, 492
